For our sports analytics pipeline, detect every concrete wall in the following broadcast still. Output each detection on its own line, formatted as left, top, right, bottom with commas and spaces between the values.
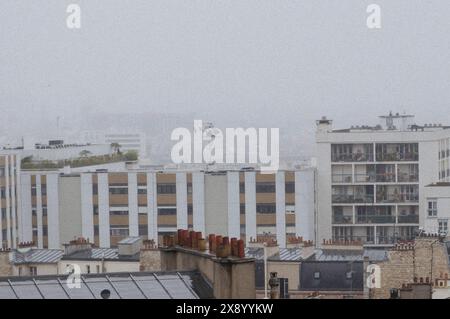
13, 263, 58, 276
160, 247, 256, 299
204, 174, 228, 236
58, 260, 139, 274
59, 176, 83, 247
267, 261, 301, 291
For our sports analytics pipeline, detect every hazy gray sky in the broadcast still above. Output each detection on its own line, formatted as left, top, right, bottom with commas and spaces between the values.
1, 1, 450, 144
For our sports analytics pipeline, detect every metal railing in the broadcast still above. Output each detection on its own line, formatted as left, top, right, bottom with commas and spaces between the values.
376, 152, 418, 162
332, 194, 374, 204
356, 215, 396, 224
332, 215, 353, 224
332, 174, 353, 183
398, 215, 419, 223
331, 153, 374, 162
376, 194, 419, 203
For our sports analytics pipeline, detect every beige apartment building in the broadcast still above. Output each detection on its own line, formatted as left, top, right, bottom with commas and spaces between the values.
19, 166, 316, 249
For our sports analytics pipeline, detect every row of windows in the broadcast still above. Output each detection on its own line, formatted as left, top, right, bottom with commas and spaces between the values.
31, 186, 46, 196
32, 207, 48, 216
92, 182, 295, 196
1, 187, 18, 199
92, 203, 297, 216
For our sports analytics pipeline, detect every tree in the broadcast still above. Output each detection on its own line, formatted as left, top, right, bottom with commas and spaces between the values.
110, 143, 121, 154
123, 150, 138, 161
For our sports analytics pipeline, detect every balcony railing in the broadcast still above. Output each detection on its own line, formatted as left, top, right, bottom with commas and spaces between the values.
376, 194, 419, 203
375, 173, 396, 183
356, 215, 396, 224
333, 234, 417, 245
332, 215, 353, 224
354, 174, 376, 183
332, 174, 353, 183
397, 174, 419, 183
398, 215, 419, 223
332, 194, 374, 204
332, 153, 374, 162
376, 152, 418, 162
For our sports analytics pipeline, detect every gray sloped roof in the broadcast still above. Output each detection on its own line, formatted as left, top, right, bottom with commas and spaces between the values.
245, 247, 306, 261
0, 271, 213, 299
61, 248, 135, 261
12, 249, 64, 264
310, 249, 364, 262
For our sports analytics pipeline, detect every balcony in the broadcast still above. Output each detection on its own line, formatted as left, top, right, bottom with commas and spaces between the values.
376, 185, 419, 203
332, 215, 353, 224
332, 194, 374, 204
375, 173, 396, 183
356, 215, 396, 224
355, 173, 376, 183
397, 173, 419, 183
376, 193, 419, 203
331, 153, 374, 162
332, 173, 353, 183
376, 143, 419, 162
398, 215, 419, 223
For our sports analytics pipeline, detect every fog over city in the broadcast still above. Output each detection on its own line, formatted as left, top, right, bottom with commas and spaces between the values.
2, 1, 450, 162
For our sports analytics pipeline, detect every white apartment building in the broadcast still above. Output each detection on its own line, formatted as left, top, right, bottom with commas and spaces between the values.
316, 113, 450, 246
0, 153, 21, 249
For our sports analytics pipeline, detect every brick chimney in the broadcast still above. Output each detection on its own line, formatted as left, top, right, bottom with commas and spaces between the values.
63, 237, 93, 256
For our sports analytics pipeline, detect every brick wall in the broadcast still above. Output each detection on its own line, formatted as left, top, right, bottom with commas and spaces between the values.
0, 251, 13, 277
139, 249, 162, 272
371, 237, 449, 299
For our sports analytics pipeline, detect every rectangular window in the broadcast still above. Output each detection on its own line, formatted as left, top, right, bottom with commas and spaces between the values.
427, 199, 438, 217
109, 187, 128, 195
110, 210, 129, 216
86, 265, 91, 274
110, 227, 129, 237
29, 267, 37, 276
438, 219, 448, 234
256, 204, 276, 214
139, 225, 148, 236
138, 188, 147, 195
157, 183, 176, 194
256, 182, 275, 193
93, 184, 98, 195
285, 182, 295, 193
157, 207, 177, 215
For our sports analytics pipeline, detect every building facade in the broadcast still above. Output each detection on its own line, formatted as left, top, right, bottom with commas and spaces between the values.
0, 153, 21, 249
316, 113, 450, 246
19, 167, 316, 249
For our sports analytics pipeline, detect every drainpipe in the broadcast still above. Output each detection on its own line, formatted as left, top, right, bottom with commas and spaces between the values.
264, 243, 268, 299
